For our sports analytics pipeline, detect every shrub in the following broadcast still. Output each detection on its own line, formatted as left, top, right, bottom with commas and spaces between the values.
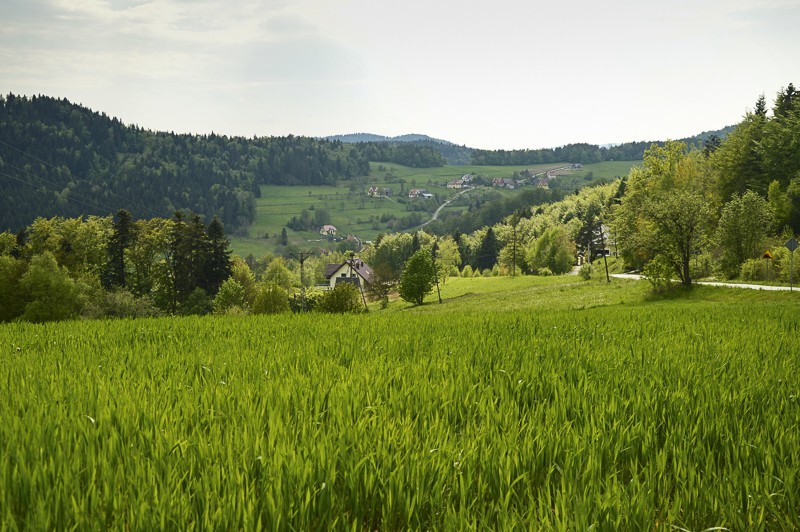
83, 290, 162, 319
461, 265, 473, 278
579, 262, 592, 281
181, 287, 213, 316
740, 258, 773, 282
214, 278, 247, 314
318, 283, 364, 313
643, 254, 674, 293
252, 282, 290, 315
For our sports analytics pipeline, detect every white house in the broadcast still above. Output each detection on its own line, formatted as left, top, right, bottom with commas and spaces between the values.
324, 258, 374, 289
319, 224, 337, 236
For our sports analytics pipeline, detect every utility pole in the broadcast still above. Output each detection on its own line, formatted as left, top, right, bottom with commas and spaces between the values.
347, 252, 369, 311
289, 250, 315, 311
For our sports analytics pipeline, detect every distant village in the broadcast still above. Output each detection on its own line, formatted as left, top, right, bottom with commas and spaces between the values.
365, 164, 583, 200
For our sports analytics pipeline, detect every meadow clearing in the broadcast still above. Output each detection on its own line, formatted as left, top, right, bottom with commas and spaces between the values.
230, 161, 638, 257
2, 275, 799, 529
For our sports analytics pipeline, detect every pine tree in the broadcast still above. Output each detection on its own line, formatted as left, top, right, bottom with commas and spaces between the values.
475, 227, 499, 271
102, 209, 133, 290
205, 216, 232, 296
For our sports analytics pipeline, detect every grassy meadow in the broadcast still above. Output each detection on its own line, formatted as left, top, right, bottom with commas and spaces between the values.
2, 275, 800, 529
230, 161, 639, 257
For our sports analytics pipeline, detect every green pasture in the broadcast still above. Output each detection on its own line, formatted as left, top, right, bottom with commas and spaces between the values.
2, 276, 800, 529
231, 161, 639, 257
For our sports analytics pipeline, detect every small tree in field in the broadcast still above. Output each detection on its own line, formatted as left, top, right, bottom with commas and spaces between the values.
399, 249, 436, 306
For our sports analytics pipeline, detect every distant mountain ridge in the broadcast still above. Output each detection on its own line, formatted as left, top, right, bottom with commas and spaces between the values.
327, 126, 736, 166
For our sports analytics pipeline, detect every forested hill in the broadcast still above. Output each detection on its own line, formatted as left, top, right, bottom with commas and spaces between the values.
0, 94, 377, 232
326, 127, 735, 166
326, 133, 471, 165
469, 127, 735, 166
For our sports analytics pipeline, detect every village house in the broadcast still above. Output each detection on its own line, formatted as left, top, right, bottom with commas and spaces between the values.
367, 186, 379, 197
408, 188, 434, 198
492, 178, 517, 189
324, 258, 374, 289
447, 179, 463, 189
319, 224, 337, 236
535, 178, 550, 189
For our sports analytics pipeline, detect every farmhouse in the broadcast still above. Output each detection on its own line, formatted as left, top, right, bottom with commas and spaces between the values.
367, 186, 379, 197
535, 178, 550, 189
447, 179, 463, 189
324, 258, 374, 289
408, 188, 434, 199
319, 224, 337, 236
492, 178, 517, 189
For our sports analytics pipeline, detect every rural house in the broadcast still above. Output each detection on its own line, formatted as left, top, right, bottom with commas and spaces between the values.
319, 224, 337, 236
408, 188, 434, 199
324, 258, 374, 289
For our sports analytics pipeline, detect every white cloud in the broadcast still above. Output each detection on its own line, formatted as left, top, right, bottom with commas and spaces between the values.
1, 0, 799, 148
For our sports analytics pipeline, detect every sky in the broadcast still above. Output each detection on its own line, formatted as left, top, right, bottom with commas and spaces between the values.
2, 0, 799, 150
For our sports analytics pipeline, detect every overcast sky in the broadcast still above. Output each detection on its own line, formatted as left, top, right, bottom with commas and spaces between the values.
2, 0, 799, 149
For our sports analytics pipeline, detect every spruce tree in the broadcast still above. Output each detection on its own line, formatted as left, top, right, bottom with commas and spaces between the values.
475, 227, 499, 271
205, 216, 232, 296
102, 209, 133, 290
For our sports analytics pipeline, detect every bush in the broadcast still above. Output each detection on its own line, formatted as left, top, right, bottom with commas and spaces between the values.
579, 262, 592, 281
318, 283, 364, 313
181, 287, 213, 316
214, 278, 247, 314
461, 265, 473, 278
643, 254, 674, 293
83, 290, 162, 319
740, 258, 773, 282
689, 252, 715, 280
252, 282, 290, 314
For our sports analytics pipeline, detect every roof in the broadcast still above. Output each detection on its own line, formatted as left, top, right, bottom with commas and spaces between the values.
324, 258, 374, 284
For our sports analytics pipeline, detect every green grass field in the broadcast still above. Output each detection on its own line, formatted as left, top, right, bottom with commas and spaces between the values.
230, 161, 640, 258
2, 276, 800, 528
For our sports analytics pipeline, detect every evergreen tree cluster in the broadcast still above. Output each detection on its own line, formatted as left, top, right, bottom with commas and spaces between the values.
355, 141, 447, 167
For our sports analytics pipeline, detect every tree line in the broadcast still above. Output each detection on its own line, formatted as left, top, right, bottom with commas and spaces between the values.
469, 128, 733, 166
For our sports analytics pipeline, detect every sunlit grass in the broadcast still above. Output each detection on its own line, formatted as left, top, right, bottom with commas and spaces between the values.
2, 277, 799, 528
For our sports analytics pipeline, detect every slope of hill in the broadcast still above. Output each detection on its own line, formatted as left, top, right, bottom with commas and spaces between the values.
0, 95, 374, 232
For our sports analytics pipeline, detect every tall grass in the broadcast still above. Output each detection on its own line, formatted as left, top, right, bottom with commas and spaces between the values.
1, 285, 799, 528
